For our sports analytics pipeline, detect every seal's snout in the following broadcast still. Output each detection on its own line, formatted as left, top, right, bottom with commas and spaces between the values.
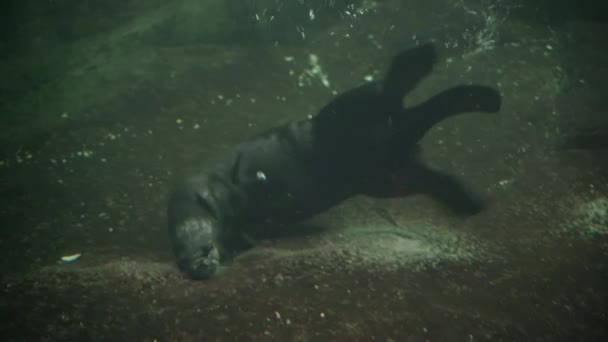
182, 242, 220, 280
170, 217, 222, 279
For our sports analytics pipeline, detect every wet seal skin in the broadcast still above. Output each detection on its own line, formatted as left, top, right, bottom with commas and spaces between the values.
167, 43, 502, 280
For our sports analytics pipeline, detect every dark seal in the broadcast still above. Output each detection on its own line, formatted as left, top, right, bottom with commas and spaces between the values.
167, 44, 502, 279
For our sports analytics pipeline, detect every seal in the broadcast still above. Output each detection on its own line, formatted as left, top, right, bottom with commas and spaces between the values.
167, 43, 502, 279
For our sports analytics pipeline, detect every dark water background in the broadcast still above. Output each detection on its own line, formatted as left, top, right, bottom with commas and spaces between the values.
1, 0, 607, 340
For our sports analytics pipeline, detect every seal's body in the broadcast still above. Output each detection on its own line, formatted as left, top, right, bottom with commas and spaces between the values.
168, 44, 502, 279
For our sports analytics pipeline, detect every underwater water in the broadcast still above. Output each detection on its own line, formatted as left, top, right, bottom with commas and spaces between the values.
1, 0, 607, 340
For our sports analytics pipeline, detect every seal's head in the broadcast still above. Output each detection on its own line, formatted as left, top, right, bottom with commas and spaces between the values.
171, 217, 222, 279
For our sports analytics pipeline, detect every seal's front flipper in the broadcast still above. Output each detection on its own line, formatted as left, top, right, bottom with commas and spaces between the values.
405, 163, 487, 216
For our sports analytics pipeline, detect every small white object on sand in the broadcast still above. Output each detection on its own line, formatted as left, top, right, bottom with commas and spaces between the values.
60, 253, 82, 263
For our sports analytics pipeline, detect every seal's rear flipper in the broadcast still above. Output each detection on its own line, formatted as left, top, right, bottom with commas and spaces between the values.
394, 85, 501, 147
382, 43, 437, 109
407, 164, 486, 216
